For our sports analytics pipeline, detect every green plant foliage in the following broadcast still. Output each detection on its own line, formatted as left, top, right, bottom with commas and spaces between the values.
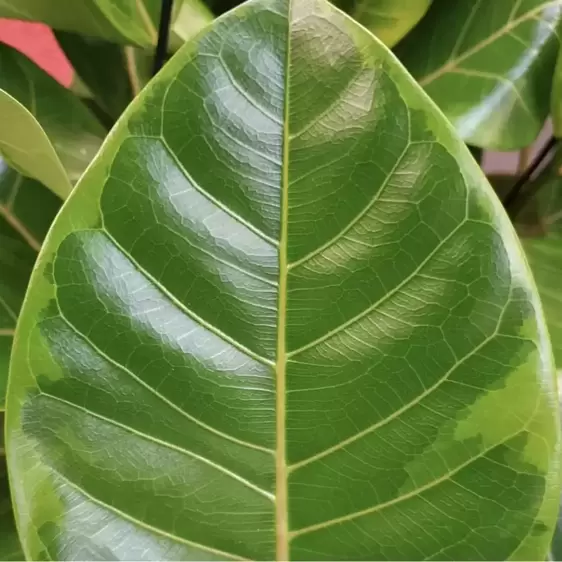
331, 0, 432, 46
0, 44, 105, 191
552, 47, 562, 138
55, 33, 136, 121
0, 461, 22, 560
0, 90, 70, 200
0, 160, 60, 407
5, 0, 559, 559
518, 167, 562, 366
396, 0, 562, 150
0, 0, 201, 46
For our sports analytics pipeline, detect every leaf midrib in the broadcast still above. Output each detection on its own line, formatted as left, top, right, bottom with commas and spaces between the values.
275, 1, 291, 558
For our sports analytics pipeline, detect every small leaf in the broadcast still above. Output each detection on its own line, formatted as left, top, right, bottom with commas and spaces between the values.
331, 0, 432, 47
0, 159, 60, 407
0, 90, 70, 199
0, 43, 105, 192
6, 0, 559, 560
396, 0, 562, 150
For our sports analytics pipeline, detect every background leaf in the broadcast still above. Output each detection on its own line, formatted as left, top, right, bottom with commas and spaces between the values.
5, 0, 560, 560
552, 46, 562, 138
0, 159, 60, 407
0, 433, 23, 561
0, 90, 71, 199
55, 33, 137, 121
331, 0, 432, 47
396, 0, 562, 150
0, 43, 105, 189
0, 0, 212, 47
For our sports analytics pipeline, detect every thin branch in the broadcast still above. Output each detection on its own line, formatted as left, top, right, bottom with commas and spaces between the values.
503, 136, 557, 217
152, 0, 174, 76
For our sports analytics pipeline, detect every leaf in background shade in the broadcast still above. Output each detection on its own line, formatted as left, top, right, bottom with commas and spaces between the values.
517, 160, 562, 366
0, 159, 60, 407
55, 33, 135, 121
396, 0, 562, 150
0, 43, 105, 189
0, 0, 212, 48
0, 452, 23, 562
0, 90, 71, 199
6, 0, 560, 559
552, 47, 562, 138
331, 0, 432, 46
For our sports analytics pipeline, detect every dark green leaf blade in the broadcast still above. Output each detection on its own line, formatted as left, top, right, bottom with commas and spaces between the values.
0, 0, 212, 47
0, 159, 60, 408
331, 0, 432, 46
0, 43, 105, 189
396, 0, 562, 150
55, 33, 135, 121
0, 454, 23, 561
6, 0, 560, 560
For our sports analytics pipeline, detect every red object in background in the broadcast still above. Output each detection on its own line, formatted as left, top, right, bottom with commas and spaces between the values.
0, 19, 73, 86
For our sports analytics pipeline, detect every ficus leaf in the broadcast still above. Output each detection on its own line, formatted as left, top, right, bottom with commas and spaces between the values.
0, 458, 23, 561
6, 0, 560, 560
330, 0, 432, 47
396, 0, 562, 150
552, 47, 562, 138
0, 43, 105, 194
0, 159, 60, 407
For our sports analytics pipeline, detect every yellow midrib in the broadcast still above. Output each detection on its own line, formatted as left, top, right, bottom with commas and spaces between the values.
275, 2, 292, 559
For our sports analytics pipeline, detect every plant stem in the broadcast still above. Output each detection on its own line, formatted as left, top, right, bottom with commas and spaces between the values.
503, 136, 557, 217
152, 0, 174, 76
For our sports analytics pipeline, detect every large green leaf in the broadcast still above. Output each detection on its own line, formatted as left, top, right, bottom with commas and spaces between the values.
6, 0, 560, 559
331, 0, 432, 46
0, 43, 105, 190
396, 0, 562, 150
0, 159, 60, 408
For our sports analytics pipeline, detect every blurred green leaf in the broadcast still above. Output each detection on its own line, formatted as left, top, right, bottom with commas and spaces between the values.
0, 159, 60, 408
0, 43, 105, 192
397, 0, 562, 150
0, 89, 70, 199
0, 0, 212, 47
329, 0, 432, 46
55, 33, 135, 120
552, 47, 562, 138
0, 453, 22, 562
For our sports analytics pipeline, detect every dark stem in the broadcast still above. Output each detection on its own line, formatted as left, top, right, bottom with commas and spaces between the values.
152, 0, 174, 76
503, 136, 557, 216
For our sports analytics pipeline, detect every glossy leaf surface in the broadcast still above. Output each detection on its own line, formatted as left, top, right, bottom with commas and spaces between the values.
396, 0, 562, 150
331, 0, 432, 46
6, 0, 560, 559
0, 44, 105, 191
0, 160, 60, 407
550, 373, 562, 561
